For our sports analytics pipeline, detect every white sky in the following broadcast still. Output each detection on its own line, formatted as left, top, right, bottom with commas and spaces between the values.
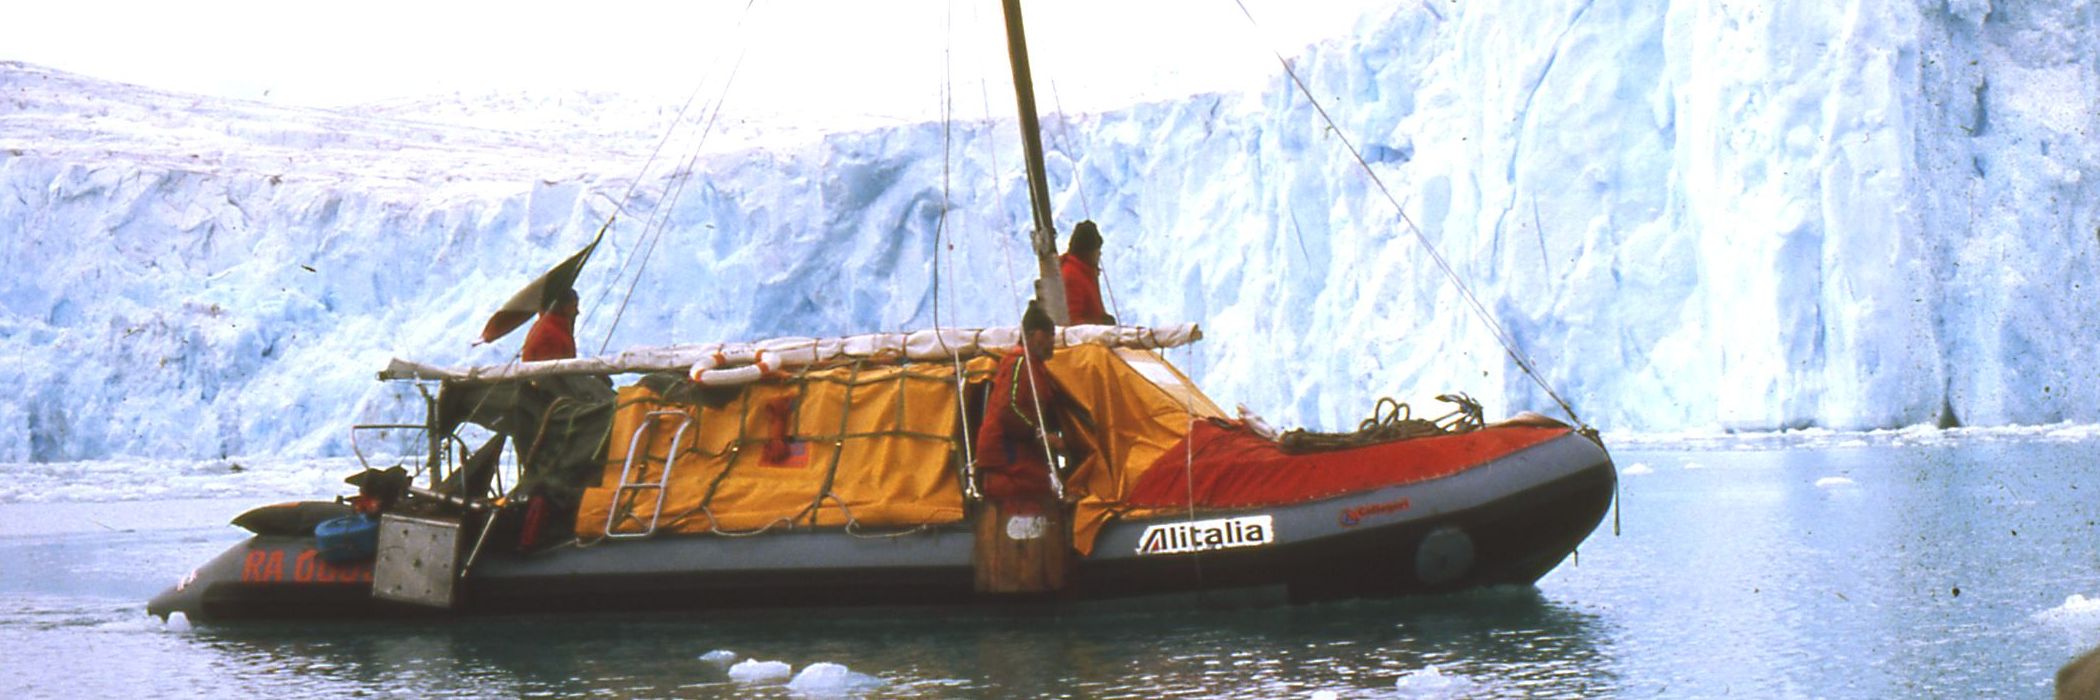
10, 0, 1388, 118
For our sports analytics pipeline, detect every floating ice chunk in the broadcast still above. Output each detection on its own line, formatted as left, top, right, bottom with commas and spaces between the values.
1620, 463, 1654, 476
1814, 476, 1856, 489
164, 612, 192, 633
1308, 690, 1339, 700
2034, 594, 2100, 627
1393, 665, 1477, 697
728, 659, 793, 684
1681, 461, 1706, 470
786, 662, 883, 695
699, 649, 738, 666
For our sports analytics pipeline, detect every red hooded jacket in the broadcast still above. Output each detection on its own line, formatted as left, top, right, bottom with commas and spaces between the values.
520, 308, 577, 361
1060, 253, 1109, 325
974, 347, 1062, 502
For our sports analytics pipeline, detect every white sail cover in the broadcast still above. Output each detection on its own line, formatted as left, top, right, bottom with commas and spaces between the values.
379, 323, 1203, 384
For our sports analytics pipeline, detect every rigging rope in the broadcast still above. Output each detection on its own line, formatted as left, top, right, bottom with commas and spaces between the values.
1225, 0, 1588, 431
934, 0, 981, 499
982, 77, 1026, 311
1047, 81, 1091, 221
1047, 73, 1120, 326
1179, 343, 1203, 588
591, 0, 762, 354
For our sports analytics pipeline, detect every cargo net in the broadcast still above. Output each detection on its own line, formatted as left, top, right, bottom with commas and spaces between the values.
1276, 394, 1484, 454
586, 357, 994, 543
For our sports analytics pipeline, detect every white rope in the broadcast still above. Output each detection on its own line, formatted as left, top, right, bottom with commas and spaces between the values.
1225, 0, 1588, 428
585, 0, 763, 350
1017, 344, 1065, 500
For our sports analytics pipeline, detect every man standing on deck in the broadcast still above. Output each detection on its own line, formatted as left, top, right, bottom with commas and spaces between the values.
974, 301, 1067, 512
520, 287, 579, 362
1060, 220, 1114, 326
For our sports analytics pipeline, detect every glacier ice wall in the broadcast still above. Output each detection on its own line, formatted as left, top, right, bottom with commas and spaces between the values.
1, 0, 2096, 462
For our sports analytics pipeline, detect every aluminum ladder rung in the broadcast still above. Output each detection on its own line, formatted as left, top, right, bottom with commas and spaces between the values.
605, 410, 695, 539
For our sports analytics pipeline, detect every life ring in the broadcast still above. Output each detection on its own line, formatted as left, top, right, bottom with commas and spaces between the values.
685, 351, 729, 382
691, 352, 772, 387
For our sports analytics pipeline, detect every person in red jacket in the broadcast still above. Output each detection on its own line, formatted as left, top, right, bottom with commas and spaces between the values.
974, 301, 1066, 512
1060, 220, 1115, 326
514, 286, 583, 550
520, 288, 579, 361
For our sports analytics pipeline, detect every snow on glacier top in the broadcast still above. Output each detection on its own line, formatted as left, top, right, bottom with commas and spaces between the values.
0, 0, 2095, 473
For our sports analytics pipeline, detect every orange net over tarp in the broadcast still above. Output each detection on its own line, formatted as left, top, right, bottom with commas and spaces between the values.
571, 344, 1221, 550
569, 342, 1541, 560
575, 359, 992, 538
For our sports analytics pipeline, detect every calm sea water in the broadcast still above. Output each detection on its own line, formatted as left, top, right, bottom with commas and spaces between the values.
3, 431, 2096, 699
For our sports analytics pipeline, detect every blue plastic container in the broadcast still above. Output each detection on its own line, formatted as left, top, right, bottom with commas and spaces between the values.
314, 514, 379, 563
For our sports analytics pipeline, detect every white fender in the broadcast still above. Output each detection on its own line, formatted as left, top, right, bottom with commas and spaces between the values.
685, 350, 729, 383
693, 363, 767, 387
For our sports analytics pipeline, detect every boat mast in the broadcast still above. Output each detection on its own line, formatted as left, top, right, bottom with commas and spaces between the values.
999, 0, 1070, 325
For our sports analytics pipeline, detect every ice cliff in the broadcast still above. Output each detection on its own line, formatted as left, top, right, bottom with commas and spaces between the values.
1, 0, 2095, 462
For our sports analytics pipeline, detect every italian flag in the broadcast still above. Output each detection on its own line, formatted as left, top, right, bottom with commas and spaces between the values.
477, 220, 609, 344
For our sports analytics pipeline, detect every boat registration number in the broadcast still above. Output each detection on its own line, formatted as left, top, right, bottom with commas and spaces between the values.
1135, 515, 1274, 556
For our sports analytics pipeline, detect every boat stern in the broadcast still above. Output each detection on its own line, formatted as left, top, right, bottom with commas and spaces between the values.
146, 538, 251, 621
146, 533, 382, 622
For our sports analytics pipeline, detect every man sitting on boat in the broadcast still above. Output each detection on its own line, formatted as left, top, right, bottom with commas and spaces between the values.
1061, 221, 1114, 326
521, 287, 580, 362
974, 301, 1069, 514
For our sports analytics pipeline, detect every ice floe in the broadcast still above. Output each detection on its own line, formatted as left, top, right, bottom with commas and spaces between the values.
786, 662, 884, 696
727, 659, 793, 684
1392, 665, 1478, 697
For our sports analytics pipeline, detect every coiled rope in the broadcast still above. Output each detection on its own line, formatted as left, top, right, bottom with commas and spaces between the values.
1276, 394, 1483, 454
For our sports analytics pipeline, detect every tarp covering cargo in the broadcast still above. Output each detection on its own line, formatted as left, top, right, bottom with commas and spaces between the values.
575, 360, 993, 538
567, 336, 1246, 554
1046, 346, 1225, 554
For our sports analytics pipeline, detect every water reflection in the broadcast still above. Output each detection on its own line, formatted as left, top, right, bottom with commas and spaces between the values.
129, 590, 1614, 699
1548, 439, 2100, 697
5, 436, 2097, 698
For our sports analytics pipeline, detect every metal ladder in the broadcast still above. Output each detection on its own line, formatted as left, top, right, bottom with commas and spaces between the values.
605, 410, 697, 539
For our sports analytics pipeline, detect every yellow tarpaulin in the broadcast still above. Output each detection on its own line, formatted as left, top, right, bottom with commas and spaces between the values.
572, 344, 1223, 556
1049, 346, 1225, 555
576, 360, 989, 538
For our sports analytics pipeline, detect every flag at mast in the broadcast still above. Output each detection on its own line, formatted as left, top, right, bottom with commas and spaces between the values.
477, 218, 611, 345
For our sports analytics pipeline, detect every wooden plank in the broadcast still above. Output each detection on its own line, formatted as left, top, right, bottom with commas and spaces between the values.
972, 498, 1070, 594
